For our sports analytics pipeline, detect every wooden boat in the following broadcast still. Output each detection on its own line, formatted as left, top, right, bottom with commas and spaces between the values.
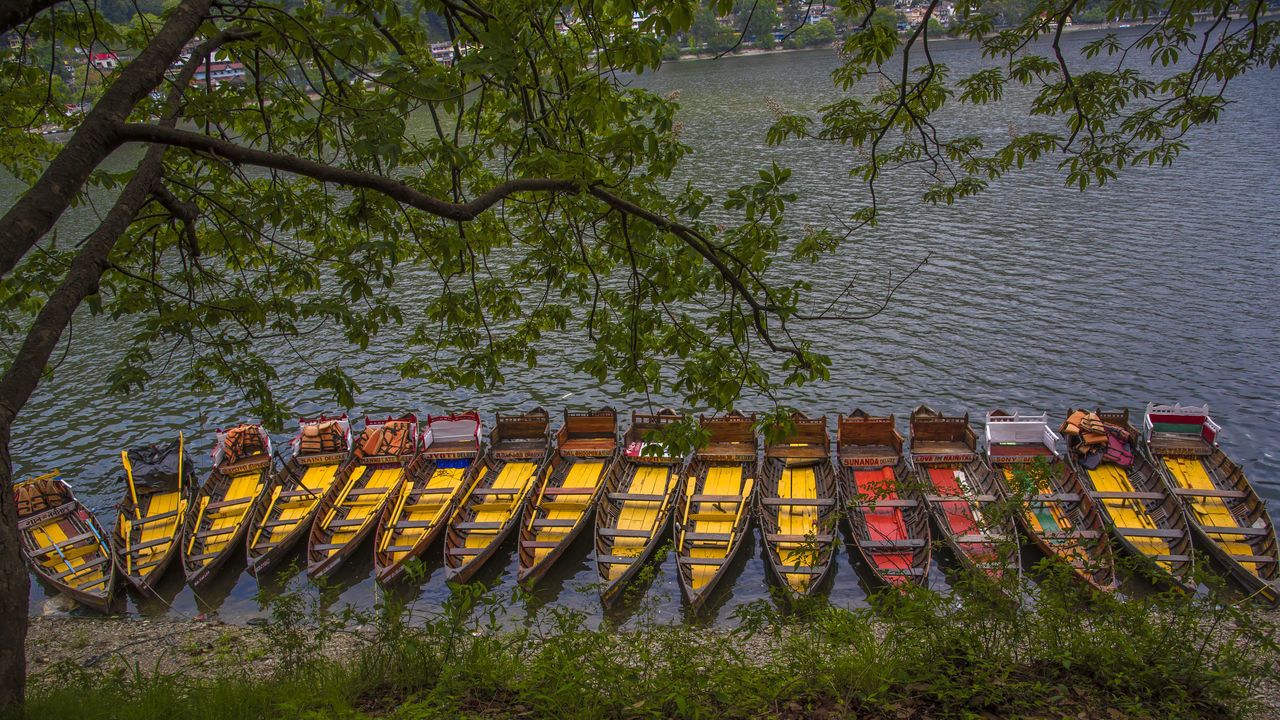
758, 412, 838, 597
674, 410, 758, 611
307, 414, 418, 579
985, 410, 1117, 592
518, 407, 620, 585
374, 411, 482, 584
246, 415, 351, 576
16, 471, 115, 612
1061, 408, 1197, 593
595, 409, 685, 607
183, 424, 271, 588
835, 410, 931, 586
1143, 403, 1278, 601
909, 405, 1020, 581
443, 408, 552, 584
111, 436, 197, 592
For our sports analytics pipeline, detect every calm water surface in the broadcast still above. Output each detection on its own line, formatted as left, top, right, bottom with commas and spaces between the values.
10, 26, 1280, 624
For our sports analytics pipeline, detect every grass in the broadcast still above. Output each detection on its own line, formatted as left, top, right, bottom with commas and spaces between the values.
13, 557, 1280, 720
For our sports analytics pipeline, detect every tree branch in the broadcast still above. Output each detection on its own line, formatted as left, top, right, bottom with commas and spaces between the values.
0, 0, 66, 34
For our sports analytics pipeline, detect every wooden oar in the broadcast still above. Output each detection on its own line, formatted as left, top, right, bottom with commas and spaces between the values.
526, 464, 555, 533
318, 465, 363, 533
378, 482, 412, 552
177, 432, 185, 494
120, 515, 133, 575
186, 495, 209, 555
121, 450, 142, 520
676, 470, 698, 550
249, 485, 283, 551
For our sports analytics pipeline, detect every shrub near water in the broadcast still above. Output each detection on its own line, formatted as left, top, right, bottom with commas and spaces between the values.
16, 564, 1279, 720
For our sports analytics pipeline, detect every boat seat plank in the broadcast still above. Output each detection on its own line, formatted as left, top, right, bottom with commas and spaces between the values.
468, 489, 521, 497
206, 498, 253, 511
597, 554, 642, 565
327, 519, 368, 528
926, 494, 997, 503
608, 493, 666, 502
1042, 531, 1102, 539
599, 528, 652, 538
1149, 554, 1191, 562
186, 551, 222, 562
312, 543, 348, 551
447, 547, 484, 555
1091, 491, 1167, 500
1118, 528, 1184, 538
760, 498, 835, 507
30, 532, 95, 556
382, 544, 417, 552
1200, 525, 1270, 536
954, 533, 995, 542
688, 512, 737, 522
521, 540, 562, 548
51, 556, 109, 579
393, 520, 437, 529
346, 488, 393, 496
539, 487, 598, 496
277, 490, 320, 500
1229, 554, 1277, 563
454, 521, 504, 530
679, 557, 727, 566
1032, 493, 1081, 502
531, 519, 577, 528
880, 567, 926, 576
127, 536, 172, 552
1172, 488, 1247, 499
765, 533, 834, 543
262, 519, 300, 529
765, 446, 828, 459
685, 532, 734, 541
134, 509, 181, 525
415, 488, 458, 495
691, 494, 748, 503
856, 499, 917, 508
773, 564, 824, 574
195, 526, 238, 539
559, 438, 616, 453
859, 539, 925, 548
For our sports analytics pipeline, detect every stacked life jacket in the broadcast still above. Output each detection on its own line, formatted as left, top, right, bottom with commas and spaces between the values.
356, 421, 414, 459
1059, 411, 1133, 469
298, 421, 346, 456
222, 425, 267, 466
14, 478, 70, 518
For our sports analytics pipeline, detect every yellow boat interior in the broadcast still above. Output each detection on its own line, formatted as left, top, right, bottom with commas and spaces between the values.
376, 411, 483, 581
760, 412, 837, 596
519, 407, 619, 583
186, 424, 271, 582
676, 411, 757, 607
16, 471, 113, 608
444, 408, 550, 581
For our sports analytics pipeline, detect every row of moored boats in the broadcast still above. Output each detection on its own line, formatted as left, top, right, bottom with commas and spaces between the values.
15, 402, 1278, 612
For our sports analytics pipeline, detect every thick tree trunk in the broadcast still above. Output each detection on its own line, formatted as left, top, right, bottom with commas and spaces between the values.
0, 0, 212, 281
0, 425, 28, 708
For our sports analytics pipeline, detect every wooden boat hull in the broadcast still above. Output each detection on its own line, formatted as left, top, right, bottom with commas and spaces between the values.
992, 459, 1118, 592
1146, 443, 1278, 601
1064, 412, 1197, 594
758, 457, 838, 598
444, 455, 548, 584
915, 458, 1020, 581
246, 456, 340, 577
674, 457, 757, 611
112, 485, 193, 593
595, 459, 682, 607
374, 459, 473, 584
838, 458, 932, 587
18, 474, 115, 612
307, 457, 410, 579
519, 451, 618, 586
183, 464, 269, 589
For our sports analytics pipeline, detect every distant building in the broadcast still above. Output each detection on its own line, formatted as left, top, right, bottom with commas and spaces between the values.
90, 52, 119, 70
430, 42, 455, 65
189, 60, 246, 87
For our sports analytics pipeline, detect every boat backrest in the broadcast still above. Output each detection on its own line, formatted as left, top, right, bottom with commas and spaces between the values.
764, 413, 829, 459
908, 405, 977, 452
559, 407, 617, 441
985, 410, 1059, 453
490, 407, 550, 458
697, 410, 757, 460
423, 411, 482, 458
837, 410, 903, 454
1144, 402, 1219, 444
623, 409, 684, 463
14, 472, 71, 520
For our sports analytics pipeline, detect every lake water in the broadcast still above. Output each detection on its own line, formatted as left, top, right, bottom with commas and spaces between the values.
10, 26, 1280, 624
